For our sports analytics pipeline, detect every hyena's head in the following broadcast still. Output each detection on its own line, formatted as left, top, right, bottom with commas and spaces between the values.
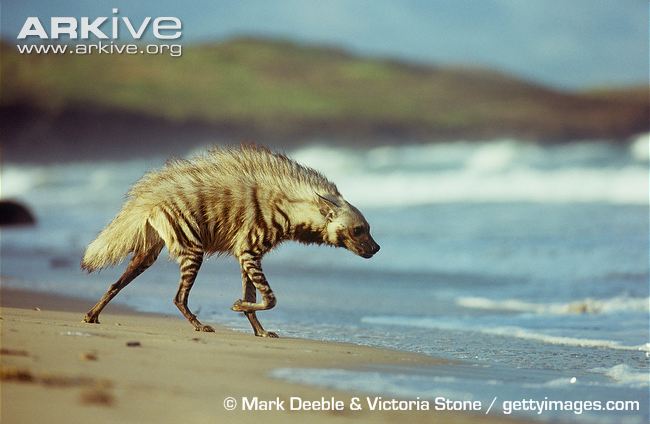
317, 193, 380, 259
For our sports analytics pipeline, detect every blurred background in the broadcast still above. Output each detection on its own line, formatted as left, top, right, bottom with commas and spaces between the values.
1, 1, 648, 422
1, 0, 648, 161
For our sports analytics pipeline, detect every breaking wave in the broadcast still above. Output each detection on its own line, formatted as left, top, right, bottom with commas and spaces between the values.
291, 136, 648, 206
592, 364, 650, 388
456, 296, 650, 315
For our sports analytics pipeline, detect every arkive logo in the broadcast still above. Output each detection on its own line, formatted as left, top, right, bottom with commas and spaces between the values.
17, 8, 182, 40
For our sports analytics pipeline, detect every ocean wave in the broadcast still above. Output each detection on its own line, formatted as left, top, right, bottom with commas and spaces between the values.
630, 133, 649, 163
456, 296, 650, 315
1, 159, 156, 206
361, 316, 650, 352
290, 139, 648, 206
3, 139, 647, 208
591, 364, 650, 388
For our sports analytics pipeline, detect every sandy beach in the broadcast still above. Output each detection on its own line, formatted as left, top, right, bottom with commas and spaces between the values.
0, 287, 531, 424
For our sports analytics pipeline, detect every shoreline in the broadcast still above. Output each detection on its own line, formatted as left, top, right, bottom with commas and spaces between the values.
0, 287, 156, 315
0, 286, 530, 423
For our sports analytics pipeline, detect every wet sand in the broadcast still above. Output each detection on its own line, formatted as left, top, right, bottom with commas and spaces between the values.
0, 287, 529, 423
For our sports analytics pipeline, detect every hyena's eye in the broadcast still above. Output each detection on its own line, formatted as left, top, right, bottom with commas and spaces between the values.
352, 226, 364, 236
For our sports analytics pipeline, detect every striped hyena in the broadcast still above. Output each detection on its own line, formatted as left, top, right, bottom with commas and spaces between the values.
81, 145, 380, 337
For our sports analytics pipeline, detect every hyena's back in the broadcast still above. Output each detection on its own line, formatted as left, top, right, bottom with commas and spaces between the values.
81, 145, 337, 271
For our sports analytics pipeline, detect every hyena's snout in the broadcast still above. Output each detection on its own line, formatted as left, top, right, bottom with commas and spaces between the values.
359, 236, 380, 259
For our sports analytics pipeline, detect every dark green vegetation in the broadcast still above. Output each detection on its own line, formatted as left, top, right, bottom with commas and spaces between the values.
1, 38, 647, 162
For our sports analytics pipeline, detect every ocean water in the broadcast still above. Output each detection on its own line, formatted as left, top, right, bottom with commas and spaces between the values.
2, 136, 649, 423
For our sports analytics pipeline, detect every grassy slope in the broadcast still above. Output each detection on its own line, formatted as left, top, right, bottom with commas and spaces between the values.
1, 37, 647, 142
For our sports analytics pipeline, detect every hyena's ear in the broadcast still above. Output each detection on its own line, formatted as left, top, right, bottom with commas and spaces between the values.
316, 193, 340, 220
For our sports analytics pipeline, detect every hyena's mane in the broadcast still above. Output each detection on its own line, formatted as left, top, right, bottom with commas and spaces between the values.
126, 144, 338, 200
204, 144, 341, 198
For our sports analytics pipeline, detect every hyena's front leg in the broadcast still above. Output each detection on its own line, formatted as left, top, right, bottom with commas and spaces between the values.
231, 253, 278, 335
239, 271, 278, 338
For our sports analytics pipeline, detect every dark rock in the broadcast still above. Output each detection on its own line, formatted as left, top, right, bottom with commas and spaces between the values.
0, 200, 36, 226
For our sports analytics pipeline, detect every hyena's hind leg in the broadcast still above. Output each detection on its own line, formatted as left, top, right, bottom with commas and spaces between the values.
174, 252, 214, 332
83, 243, 163, 324
240, 271, 278, 338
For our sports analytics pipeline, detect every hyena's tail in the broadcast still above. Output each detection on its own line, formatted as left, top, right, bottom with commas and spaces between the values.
81, 202, 160, 272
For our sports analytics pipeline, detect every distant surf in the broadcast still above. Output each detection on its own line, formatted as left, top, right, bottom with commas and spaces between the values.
291, 135, 649, 206
456, 295, 650, 315
4, 136, 648, 208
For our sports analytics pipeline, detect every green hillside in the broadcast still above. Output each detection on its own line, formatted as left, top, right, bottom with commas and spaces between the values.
1, 37, 647, 160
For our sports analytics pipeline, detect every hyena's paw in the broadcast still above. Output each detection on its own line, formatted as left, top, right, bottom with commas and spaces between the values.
257, 331, 279, 338
83, 314, 100, 324
194, 324, 215, 332
231, 299, 247, 312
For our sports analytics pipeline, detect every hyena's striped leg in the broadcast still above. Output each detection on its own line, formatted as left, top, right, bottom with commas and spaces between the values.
173, 253, 214, 332
231, 253, 277, 313
84, 245, 162, 324
240, 271, 278, 338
